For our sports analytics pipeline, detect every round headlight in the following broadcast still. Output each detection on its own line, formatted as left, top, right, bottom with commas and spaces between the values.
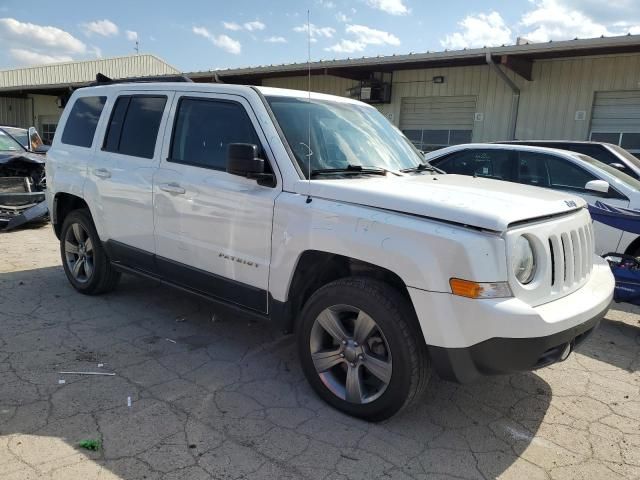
512, 236, 536, 284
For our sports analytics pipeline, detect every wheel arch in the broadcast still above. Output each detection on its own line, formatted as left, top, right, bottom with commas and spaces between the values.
52, 192, 90, 239
273, 250, 413, 334
623, 234, 640, 257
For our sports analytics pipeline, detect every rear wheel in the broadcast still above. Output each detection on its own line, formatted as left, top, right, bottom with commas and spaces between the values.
60, 209, 120, 294
298, 277, 430, 421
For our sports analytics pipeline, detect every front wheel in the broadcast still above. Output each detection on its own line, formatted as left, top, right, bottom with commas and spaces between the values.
297, 277, 431, 421
60, 209, 120, 295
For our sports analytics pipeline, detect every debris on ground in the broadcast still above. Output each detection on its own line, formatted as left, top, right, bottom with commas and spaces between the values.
175, 316, 187, 323
165, 338, 177, 344
78, 439, 101, 451
59, 371, 116, 376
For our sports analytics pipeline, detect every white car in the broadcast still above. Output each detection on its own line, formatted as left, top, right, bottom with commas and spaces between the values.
426, 143, 640, 257
46, 80, 613, 420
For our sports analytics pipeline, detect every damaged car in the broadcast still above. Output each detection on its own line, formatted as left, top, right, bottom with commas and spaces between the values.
0, 128, 48, 231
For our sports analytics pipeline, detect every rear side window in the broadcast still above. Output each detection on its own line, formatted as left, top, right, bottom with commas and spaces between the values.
544, 155, 597, 190
61, 96, 106, 147
169, 98, 260, 170
103, 95, 167, 159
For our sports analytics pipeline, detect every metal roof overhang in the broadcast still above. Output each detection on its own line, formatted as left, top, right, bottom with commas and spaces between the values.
188, 34, 640, 83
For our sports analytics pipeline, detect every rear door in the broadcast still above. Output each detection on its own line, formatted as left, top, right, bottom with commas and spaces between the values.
153, 92, 280, 313
87, 91, 173, 268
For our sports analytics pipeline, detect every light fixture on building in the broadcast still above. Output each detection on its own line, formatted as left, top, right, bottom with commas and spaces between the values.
433, 76, 445, 84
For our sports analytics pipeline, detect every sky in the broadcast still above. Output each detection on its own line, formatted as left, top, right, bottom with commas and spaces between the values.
1, 0, 640, 72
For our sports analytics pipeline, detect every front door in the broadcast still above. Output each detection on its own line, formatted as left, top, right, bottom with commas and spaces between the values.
153, 93, 280, 313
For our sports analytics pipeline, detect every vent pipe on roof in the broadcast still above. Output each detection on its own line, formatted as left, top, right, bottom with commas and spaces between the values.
486, 52, 520, 140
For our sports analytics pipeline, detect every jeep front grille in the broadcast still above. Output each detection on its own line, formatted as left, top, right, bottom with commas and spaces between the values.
548, 222, 594, 292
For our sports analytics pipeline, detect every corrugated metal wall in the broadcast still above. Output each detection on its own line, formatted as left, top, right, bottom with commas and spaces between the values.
0, 54, 180, 89
262, 74, 358, 97
0, 97, 30, 127
262, 53, 640, 143
516, 53, 640, 140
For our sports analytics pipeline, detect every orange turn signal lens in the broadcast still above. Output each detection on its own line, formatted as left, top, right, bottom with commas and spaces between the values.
449, 278, 512, 299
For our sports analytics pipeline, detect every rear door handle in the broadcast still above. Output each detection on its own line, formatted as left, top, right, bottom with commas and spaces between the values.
93, 168, 111, 179
159, 182, 186, 195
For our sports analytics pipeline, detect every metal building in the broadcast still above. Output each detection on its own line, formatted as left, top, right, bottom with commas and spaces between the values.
1, 36, 640, 153
191, 34, 640, 155
0, 54, 180, 142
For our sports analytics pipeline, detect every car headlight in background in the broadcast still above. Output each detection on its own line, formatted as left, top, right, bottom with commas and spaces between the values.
512, 235, 536, 284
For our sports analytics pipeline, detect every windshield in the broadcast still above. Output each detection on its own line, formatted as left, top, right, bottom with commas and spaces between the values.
266, 96, 424, 178
577, 154, 640, 192
0, 129, 24, 152
2, 127, 28, 149
607, 143, 640, 169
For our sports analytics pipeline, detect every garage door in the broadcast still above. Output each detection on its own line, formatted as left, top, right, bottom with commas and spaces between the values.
400, 96, 476, 152
0, 97, 30, 128
590, 91, 640, 156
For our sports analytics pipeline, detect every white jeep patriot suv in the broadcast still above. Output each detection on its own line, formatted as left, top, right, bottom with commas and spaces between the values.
46, 79, 614, 420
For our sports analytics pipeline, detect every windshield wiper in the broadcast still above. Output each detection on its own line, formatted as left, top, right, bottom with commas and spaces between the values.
311, 164, 392, 177
401, 163, 443, 174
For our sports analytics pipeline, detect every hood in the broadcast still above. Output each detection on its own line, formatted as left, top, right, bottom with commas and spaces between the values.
298, 174, 586, 232
0, 151, 46, 165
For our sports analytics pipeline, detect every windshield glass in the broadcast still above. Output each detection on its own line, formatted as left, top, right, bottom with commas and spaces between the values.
266, 96, 424, 178
577, 154, 640, 192
607, 143, 640, 169
3, 127, 28, 148
0, 129, 24, 152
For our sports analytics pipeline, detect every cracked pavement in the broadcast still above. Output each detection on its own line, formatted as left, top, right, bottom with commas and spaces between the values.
0, 224, 639, 480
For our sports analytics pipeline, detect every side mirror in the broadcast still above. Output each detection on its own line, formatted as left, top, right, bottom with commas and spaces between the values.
585, 179, 610, 194
226, 143, 275, 187
610, 162, 626, 171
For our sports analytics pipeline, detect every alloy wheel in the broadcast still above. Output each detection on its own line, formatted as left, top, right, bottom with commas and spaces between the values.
64, 222, 94, 284
309, 304, 393, 404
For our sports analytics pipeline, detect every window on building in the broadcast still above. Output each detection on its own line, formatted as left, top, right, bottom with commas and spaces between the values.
402, 129, 472, 152
169, 98, 261, 171
41, 123, 57, 145
61, 96, 107, 148
431, 149, 515, 181
103, 95, 167, 159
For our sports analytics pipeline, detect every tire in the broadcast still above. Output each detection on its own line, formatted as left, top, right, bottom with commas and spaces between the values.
297, 277, 431, 421
60, 209, 120, 295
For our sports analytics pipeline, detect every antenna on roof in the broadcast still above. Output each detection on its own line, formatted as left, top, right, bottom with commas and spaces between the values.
304, 8, 313, 201
134, 40, 140, 55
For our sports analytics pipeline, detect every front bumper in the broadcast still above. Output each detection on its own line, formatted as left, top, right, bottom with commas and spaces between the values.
0, 192, 48, 231
408, 256, 614, 383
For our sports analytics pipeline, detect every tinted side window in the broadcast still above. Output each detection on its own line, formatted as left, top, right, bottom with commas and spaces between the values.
61, 96, 106, 147
517, 152, 550, 187
434, 149, 515, 181
552, 143, 620, 167
103, 96, 167, 159
544, 155, 596, 190
170, 98, 260, 170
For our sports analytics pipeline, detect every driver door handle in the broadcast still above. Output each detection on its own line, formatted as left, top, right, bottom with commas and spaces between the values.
159, 182, 186, 195
93, 168, 111, 179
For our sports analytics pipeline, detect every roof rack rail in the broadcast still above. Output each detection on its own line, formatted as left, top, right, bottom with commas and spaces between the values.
90, 72, 193, 86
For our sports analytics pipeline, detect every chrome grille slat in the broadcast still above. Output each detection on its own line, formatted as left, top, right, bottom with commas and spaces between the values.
562, 232, 574, 286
